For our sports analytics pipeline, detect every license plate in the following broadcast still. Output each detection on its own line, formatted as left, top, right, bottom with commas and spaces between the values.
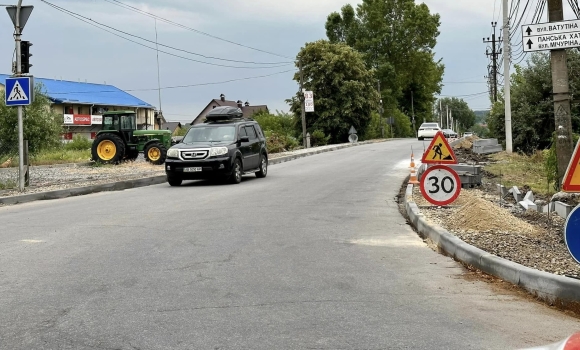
184, 167, 202, 172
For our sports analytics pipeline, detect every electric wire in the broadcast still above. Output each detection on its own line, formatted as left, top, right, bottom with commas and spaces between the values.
41, 0, 292, 69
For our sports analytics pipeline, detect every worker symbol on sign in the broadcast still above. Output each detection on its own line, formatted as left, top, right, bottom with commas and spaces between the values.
421, 131, 458, 165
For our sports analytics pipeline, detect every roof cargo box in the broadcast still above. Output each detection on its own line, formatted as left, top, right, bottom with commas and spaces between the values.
205, 106, 243, 121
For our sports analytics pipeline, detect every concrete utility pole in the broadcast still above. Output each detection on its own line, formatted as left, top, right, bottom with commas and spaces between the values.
299, 58, 307, 148
411, 91, 416, 131
378, 80, 384, 138
483, 22, 501, 102
548, 0, 574, 183
15, 0, 24, 191
502, 0, 513, 153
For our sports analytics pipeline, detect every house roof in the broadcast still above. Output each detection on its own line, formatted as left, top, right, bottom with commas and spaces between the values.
0, 74, 154, 108
162, 122, 182, 133
192, 98, 269, 124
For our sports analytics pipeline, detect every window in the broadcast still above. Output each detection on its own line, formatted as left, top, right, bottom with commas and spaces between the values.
182, 126, 236, 143
238, 126, 247, 137
245, 125, 257, 140
120, 115, 136, 130
78, 107, 83, 114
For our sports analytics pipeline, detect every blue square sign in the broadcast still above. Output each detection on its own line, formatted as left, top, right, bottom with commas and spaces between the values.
5, 76, 33, 106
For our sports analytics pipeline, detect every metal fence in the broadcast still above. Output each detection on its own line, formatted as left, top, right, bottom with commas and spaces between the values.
0, 142, 19, 190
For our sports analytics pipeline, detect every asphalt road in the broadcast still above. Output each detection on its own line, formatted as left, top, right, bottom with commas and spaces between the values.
1, 140, 579, 350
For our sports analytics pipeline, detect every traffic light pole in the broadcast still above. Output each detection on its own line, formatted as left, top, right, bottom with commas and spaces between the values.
15, 0, 24, 192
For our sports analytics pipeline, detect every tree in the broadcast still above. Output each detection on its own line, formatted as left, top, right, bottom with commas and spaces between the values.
0, 84, 62, 155
287, 40, 379, 144
325, 0, 443, 130
435, 97, 476, 131
487, 51, 580, 154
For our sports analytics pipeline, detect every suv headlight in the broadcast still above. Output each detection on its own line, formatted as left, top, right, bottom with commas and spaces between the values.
167, 148, 179, 158
210, 147, 228, 157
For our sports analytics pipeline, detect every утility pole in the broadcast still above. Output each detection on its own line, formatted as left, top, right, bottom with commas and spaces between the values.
16, 0, 24, 191
502, 0, 513, 153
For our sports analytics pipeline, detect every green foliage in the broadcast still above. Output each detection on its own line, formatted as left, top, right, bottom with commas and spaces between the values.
64, 134, 92, 151
310, 130, 330, 147
175, 125, 190, 136
325, 0, 443, 130
363, 112, 385, 140
263, 131, 299, 153
488, 52, 580, 153
0, 84, 62, 155
253, 110, 297, 137
287, 40, 379, 144
435, 97, 476, 131
470, 124, 490, 138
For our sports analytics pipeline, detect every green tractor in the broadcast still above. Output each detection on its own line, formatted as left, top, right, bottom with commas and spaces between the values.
91, 111, 172, 165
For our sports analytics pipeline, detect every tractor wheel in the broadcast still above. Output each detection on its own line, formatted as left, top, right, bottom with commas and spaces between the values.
144, 142, 167, 165
91, 134, 125, 164
124, 149, 139, 161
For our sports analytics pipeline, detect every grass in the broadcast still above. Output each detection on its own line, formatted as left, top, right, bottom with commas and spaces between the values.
485, 151, 554, 197
30, 149, 91, 166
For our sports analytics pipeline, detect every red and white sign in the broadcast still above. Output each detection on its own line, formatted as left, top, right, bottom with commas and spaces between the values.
304, 91, 314, 112
420, 165, 462, 206
63, 114, 102, 125
91, 115, 103, 125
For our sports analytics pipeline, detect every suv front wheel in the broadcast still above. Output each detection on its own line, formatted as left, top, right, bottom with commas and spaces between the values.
229, 158, 242, 184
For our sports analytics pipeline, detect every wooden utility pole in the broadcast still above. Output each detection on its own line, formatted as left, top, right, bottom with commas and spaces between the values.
548, 0, 574, 184
299, 58, 307, 148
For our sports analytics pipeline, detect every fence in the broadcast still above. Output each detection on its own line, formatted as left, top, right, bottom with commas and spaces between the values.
0, 142, 19, 190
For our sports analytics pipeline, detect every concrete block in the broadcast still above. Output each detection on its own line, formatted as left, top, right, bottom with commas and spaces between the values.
473, 145, 503, 155
543, 203, 555, 213
497, 184, 509, 197
473, 139, 499, 147
509, 186, 523, 202
519, 200, 538, 211
554, 201, 573, 218
448, 164, 483, 175
524, 191, 535, 203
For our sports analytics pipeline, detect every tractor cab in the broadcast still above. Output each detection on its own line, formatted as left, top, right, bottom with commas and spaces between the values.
102, 111, 137, 144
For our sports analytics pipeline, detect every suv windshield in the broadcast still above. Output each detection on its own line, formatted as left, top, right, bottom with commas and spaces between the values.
183, 126, 236, 143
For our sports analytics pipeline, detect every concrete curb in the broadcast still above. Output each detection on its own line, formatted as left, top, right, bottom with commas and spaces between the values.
404, 184, 580, 305
0, 139, 391, 206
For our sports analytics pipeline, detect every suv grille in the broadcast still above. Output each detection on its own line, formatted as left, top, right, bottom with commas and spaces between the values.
181, 149, 209, 160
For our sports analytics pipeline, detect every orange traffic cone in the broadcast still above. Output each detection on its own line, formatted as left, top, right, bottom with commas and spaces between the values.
409, 152, 420, 185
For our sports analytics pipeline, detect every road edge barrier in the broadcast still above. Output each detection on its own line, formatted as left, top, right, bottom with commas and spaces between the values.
0, 139, 391, 206
404, 183, 580, 306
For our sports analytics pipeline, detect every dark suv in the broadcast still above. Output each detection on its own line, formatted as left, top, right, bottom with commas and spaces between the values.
165, 106, 268, 186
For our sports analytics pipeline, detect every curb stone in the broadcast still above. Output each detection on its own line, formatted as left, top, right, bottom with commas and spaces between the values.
404, 183, 580, 305
0, 139, 390, 206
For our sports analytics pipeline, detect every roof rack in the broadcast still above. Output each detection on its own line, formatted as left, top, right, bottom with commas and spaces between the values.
204, 106, 244, 121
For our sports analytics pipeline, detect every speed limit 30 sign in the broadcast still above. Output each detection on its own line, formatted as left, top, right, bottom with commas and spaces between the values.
420, 165, 462, 206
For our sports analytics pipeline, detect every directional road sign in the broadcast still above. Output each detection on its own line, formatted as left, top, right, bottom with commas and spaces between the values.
522, 19, 580, 52
564, 205, 580, 264
5, 76, 33, 106
420, 165, 462, 206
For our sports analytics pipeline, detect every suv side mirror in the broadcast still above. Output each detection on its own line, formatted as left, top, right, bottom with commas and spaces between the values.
239, 136, 250, 143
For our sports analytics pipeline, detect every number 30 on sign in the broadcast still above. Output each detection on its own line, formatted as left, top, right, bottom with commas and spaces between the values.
420, 165, 462, 206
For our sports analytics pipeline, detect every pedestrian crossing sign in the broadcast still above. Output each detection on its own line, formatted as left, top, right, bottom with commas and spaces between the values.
421, 131, 458, 164
5, 76, 33, 106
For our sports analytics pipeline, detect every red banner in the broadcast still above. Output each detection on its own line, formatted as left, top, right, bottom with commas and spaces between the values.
73, 114, 91, 125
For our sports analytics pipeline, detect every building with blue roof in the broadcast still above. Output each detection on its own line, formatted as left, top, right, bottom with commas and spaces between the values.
0, 74, 165, 140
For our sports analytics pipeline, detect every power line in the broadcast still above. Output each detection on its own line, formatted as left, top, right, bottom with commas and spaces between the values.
46, 69, 295, 95
41, 0, 292, 69
438, 91, 489, 98
101, 0, 292, 60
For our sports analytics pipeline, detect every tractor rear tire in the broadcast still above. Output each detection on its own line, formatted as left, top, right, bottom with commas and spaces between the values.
125, 149, 139, 161
145, 142, 167, 165
91, 134, 125, 164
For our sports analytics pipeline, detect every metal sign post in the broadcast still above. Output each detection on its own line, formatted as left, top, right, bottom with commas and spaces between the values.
5, 2, 33, 191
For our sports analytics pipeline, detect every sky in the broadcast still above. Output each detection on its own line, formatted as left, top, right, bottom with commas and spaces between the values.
0, 0, 572, 123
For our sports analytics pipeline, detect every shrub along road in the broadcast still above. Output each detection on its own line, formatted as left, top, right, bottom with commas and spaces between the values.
1, 140, 579, 349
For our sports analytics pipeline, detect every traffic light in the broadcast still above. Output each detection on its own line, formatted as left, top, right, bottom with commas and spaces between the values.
20, 41, 32, 74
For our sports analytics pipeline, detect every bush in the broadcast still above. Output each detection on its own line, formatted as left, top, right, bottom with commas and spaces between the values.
310, 130, 330, 147
64, 135, 92, 151
545, 132, 580, 190
253, 110, 297, 137
265, 131, 299, 153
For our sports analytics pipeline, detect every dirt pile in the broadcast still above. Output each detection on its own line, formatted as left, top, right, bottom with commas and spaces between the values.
447, 191, 541, 236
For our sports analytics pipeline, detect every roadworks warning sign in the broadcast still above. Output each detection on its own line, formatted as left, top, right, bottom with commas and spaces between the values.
421, 131, 458, 164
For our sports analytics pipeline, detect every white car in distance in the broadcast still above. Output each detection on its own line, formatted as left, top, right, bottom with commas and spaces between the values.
417, 122, 441, 140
